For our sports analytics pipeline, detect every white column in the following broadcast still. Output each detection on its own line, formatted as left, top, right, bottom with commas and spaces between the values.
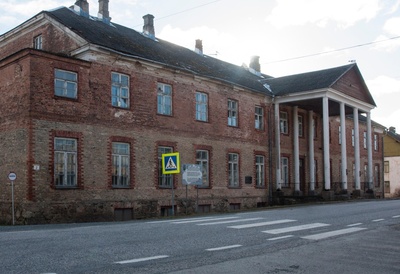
308, 110, 315, 192
275, 103, 282, 190
354, 108, 361, 190
322, 97, 331, 190
340, 102, 348, 191
367, 112, 373, 190
293, 106, 300, 192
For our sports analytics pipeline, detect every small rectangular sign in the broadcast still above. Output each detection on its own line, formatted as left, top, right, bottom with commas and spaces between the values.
182, 164, 203, 185
162, 152, 180, 174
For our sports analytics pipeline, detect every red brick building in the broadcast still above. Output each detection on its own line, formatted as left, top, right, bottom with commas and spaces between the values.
0, 1, 384, 224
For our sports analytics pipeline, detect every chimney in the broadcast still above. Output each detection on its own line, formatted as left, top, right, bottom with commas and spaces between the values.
195, 39, 203, 55
249, 56, 261, 72
98, 0, 110, 20
389, 126, 396, 133
74, 0, 89, 14
143, 14, 155, 38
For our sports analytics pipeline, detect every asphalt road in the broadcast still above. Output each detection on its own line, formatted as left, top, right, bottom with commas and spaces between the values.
1, 199, 399, 274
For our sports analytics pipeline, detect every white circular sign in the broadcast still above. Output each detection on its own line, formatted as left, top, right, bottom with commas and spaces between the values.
8, 172, 17, 181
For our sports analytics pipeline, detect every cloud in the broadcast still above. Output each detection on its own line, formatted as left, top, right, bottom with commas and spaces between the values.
383, 17, 400, 36
367, 75, 400, 98
266, 0, 381, 29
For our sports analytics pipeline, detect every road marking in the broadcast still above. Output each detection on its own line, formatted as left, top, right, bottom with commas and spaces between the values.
372, 219, 384, 222
197, 218, 264, 226
206, 245, 242, 251
392, 215, 400, 218
115, 255, 169, 264
347, 223, 363, 227
146, 216, 217, 224
268, 235, 294, 241
302, 227, 367, 240
228, 219, 296, 229
173, 217, 238, 224
262, 223, 330, 234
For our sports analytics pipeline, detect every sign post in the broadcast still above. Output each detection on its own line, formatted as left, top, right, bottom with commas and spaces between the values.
162, 153, 180, 216
8, 172, 17, 225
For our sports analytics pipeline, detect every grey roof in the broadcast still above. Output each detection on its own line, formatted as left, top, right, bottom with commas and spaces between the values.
45, 7, 273, 94
387, 130, 400, 142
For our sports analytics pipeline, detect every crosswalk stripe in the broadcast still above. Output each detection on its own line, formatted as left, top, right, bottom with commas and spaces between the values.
268, 235, 294, 241
173, 217, 238, 224
206, 245, 242, 251
372, 219, 384, 222
262, 223, 330, 234
301, 227, 367, 240
393, 215, 400, 218
146, 216, 216, 224
197, 217, 264, 226
347, 223, 363, 227
115, 255, 169, 264
228, 219, 296, 229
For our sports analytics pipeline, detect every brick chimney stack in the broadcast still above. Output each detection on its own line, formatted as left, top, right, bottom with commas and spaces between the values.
98, 0, 110, 20
74, 0, 89, 14
249, 56, 261, 72
143, 14, 155, 38
195, 39, 203, 55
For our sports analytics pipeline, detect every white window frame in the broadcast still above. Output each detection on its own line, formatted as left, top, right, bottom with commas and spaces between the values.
157, 83, 172, 115
228, 153, 239, 187
111, 72, 130, 108
34, 35, 42, 49
54, 138, 77, 187
363, 131, 367, 149
228, 99, 238, 127
158, 146, 173, 188
298, 115, 303, 137
196, 150, 209, 187
352, 129, 355, 147
255, 155, 265, 187
54, 69, 77, 99
281, 157, 289, 187
280, 111, 288, 134
255, 106, 263, 130
374, 134, 378, 151
195, 92, 208, 122
112, 142, 130, 187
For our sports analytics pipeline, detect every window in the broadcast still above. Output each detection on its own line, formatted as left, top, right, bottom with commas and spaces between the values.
352, 129, 355, 147
298, 115, 303, 137
228, 99, 238, 126
54, 138, 77, 187
313, 117, 317, 139
384, 161, 389, 173
255, 106, 263, 130
374, 164, 380, 187
196, 92, 208, 122
314, 159, 318, 187
158, 146, 173, 188
338, 126, 341, 145
33, 35, 42, 49
196, 150, 209, 187
280, 111, 288, 134
157, 83, 172, 115
255, 155, 265, 187
111, 72, 129, 108
228, 153, 239, 187
112, 143, 130, 187
374, 134, 378, 151
281, 157, 289, 187
363, 131, 367, 149
54, 69, 77, 99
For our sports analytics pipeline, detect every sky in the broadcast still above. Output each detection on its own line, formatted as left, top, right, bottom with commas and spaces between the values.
1, 0, 400, 131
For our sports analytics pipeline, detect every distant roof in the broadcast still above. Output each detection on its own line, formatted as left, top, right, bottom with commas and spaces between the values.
386, 130, 400, 142
45, 7, 273, 94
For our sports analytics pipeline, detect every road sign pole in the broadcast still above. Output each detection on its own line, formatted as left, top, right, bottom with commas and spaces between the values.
171, 181, 174, 217
11, 180, 15, 225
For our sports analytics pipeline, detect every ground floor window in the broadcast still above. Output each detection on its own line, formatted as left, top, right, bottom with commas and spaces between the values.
54, 137, 77, 187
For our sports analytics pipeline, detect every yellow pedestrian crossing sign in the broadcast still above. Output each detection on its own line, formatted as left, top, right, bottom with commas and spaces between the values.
162, 152, 180, 174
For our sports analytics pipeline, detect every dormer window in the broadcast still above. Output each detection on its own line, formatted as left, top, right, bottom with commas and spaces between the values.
33, 35, 42, 50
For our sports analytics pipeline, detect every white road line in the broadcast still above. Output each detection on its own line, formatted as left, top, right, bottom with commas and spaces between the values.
197, 218, 264, 226
347, 223, 363, 227
392, 215, 400, 218
115, 255, 169, 264
146, 216, 217, 224
173, 217, 238, 224
262, 223, 330, 234
206, 245, 242, 251
268, 235, 294, 241
228, 219, 296, 229
372, 219, 384, 222
301, 227, 367, 240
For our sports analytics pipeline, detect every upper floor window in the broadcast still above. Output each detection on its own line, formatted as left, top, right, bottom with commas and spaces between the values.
255, 155, 265, 187
228, 99, 238, 127
363, 131, 367, 149
384, 161, 389, 173
298, 115, 303, 137
374, 134, 378, 151
280, 111, 288, 134
33, 35, 42, 50
228, 153, 239, 187
352, 129, 355, 147
112, 142, 130, 188
157, 83, 172, 115
196, 150, 209, 187
196, 92, 208, 122
54, 69, 77, 99
255, 106, 263, 130
111, 72, 129, 108
54, 138, 77, 187
158, 146, 173, 188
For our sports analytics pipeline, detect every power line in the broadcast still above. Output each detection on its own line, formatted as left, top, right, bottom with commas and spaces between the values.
263, 35, 400, 64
